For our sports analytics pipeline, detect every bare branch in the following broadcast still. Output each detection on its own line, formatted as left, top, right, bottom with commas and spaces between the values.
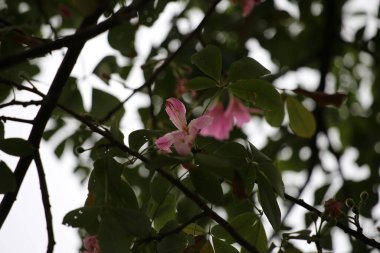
0, 0, 152, 69
284, 193, 380, 250
34, 152, 55, 253
0, 99, 42, 109
0, 116, 34, 124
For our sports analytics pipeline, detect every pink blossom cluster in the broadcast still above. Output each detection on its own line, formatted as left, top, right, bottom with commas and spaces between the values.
200, 97, 251, 140
82, 235, 101, 253
156, 97, 251, 155
156, 98, 212, 156
324, 199, 343, 218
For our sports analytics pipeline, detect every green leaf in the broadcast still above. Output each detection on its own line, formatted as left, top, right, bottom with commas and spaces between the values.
286, 96, 316, 138
191, 45, 222, 81
90, 88, 125, 126
0, 138, 34, 157
157, 233, 187, 253
93, 55, 119, 84
147, 154, 190, 169
228, 57, 270, 82
248, 142, 284, 198
108, 23, 137, 57
58, 77, 85, 114
186, 77, 218, 91
99, 213, 133, 253
129, 129, 163, 152
152, 194, 177, 231
241, 219, 268, 253
211, 213, 258, 243
62, 207, 100, 228
257, 171, 281, 232
194, 153, 234, 180
0, 161, 16, 193
150, 174, 171, 203
213, 237, 239, 253
0, 122, 4, 139
182, 223, 206, 236
110, 207, 152, 237
190, 169, 224, 205
0, 84, 11, 103
229, 79, 284, 127
93, 157, 139, 209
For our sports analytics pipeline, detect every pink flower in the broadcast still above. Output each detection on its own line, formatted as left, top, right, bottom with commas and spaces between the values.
232, 0, 261, 17
156, 98, 212, 155
225, 97, 251, 127
200, 102, 233, 140
82, 235, 100, 253
324, 199, 343, 218
200, 97, 251, 140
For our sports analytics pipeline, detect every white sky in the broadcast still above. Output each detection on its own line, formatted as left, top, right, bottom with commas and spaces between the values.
0, 0, 379, 252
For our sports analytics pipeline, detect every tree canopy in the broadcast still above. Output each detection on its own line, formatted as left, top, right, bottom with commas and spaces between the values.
0, 0, 379, 252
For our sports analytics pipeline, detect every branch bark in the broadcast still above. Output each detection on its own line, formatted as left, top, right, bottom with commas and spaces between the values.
0, 0, 152, 69
34, 152, 55, 253
284, 193, 380, 250
0, 10, 103, 228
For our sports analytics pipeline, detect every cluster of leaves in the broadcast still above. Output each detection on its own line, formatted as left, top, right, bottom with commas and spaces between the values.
1, 0, 380, 253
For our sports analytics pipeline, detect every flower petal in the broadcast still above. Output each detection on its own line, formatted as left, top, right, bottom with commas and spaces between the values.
241, 0, 261, 17
225, 97, 251, 127
165, 98, 187, 130
188, 115, 213, 137
155, 132, 176, 152
200, 102, 233, 140
171, 131, 193, 155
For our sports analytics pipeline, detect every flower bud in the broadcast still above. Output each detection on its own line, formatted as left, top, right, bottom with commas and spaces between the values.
75, 146, 85, 154
360, 191, 369, 201
345, 198, 355, 208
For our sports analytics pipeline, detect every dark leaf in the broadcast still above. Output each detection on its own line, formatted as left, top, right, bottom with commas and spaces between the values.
191, 45, 222, 81
257, 171, 281, 232
293, 88, 347, 107
186, 77, 218, 91
0, 138, 34, 157
190, 169, 224, 206
0, 161, 16, 193
229, 79, 284, 127
228, 57, 270, 82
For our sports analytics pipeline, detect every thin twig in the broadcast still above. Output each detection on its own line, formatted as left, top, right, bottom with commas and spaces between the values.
0, 0, 152, 69
0, 116, 34, 124
0, 99, 42, 109
34, 152, 55, 253
134, 211, 206, 249
0, 76, 45, 97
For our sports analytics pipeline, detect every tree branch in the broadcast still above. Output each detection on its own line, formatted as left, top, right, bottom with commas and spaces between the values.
34, 152, 55, 253
0, 0, 152, 69
135, 211, 206, 247
0, 9, 103, 229
0, 0, 151, 229
0, 116, 34, 124
0, 99, 42, 109
53, 105, 260, 253
284, 193, 380, 250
